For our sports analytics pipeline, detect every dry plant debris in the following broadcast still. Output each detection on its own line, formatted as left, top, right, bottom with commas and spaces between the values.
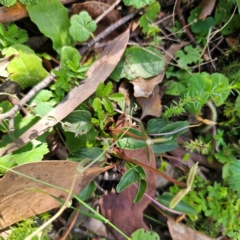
0, 0, 240, 239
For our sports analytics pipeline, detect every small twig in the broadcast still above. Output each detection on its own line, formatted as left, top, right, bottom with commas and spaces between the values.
175, 0, 196, 45
79, 10, 140, 55
0, 69, 58, 121
59, 205, 80, 240
95, 0, 121, 24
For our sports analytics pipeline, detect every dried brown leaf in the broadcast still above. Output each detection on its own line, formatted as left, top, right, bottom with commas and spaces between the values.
0, 28, 130, 156
168, 217, 215, 240
137, 85, 162, 119
0, 161, 112, 229
99, 148, 156, 239
199, 0, 216, 20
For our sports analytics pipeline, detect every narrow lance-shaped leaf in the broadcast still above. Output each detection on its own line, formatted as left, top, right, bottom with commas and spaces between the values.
134, 178, 147, 203
170, 163, 198, 209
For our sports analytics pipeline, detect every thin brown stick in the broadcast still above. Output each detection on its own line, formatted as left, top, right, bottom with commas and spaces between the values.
116, 150, 186, 188
59, 205, 80, 240
79, 10, 140, 55
0, 69, 57, 121
175, 0, 196, 45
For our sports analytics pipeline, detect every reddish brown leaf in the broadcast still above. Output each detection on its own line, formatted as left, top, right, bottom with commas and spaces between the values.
0, 161, 112, 229
137, 85, 162, 119
0, 28, 130, 156
199, 0, 216, 20
168, 217, 214, 240
99, 148, 156, 239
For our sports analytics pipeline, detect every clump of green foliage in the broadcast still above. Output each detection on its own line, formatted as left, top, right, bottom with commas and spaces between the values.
170, 175, 240, 239
8, 213, 51, 240
0, 23, 28, 50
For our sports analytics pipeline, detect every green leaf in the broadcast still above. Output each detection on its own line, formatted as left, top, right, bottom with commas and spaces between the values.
134, 165, 146, 178
159, 121, 189, 139
0, 0, 16, 7
20, 0, 38, 5
0, 113, 40, 149
61, 46, 81, 70
151, 141, 178, 154
110, 46, 165, 81
102, 82, 113, 97
157, 192, 198, 215
0, 23, 28, 49
234, 94, 240, 117
107, 93, 125, 111
26, 0, 73, 53
95, 82, 105, 98
145, 1, 160, 20
134, 179, 147, 203
14, 142, 49, 165
30, 90, 53, 104
214, 0, 233, 25
107, 93, 125, 102
165, 82, 186, 96
0, 154, 16, 172
67, 147, 105, 162
220, 15, 240, 35
146, 119, 169, 134
140, 2, 160, 34
64, 127, 98, 152
69, 11, 97, 42
64, 110, 91, 123
29, 90, 54, 117
188, 7, 215, 36
32, 102, 53, 117
3, 44, 48, 89
0, 141, 49, 172
92, 97, 102, 112
77, 181, 96, 201
116, 167, 141, 193
123, 0, 154, 9
131, 228, 160, 240
184, 72, 231, 113
175, 45, 201, 67
102, 98, 114, 113
62, 110, 92, 137
116, 128, 146, 150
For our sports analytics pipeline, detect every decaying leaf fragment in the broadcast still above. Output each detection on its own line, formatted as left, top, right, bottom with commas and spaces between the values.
0, 160, 112, 229
167, 217, 215, 240
99, 148, 156, 239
